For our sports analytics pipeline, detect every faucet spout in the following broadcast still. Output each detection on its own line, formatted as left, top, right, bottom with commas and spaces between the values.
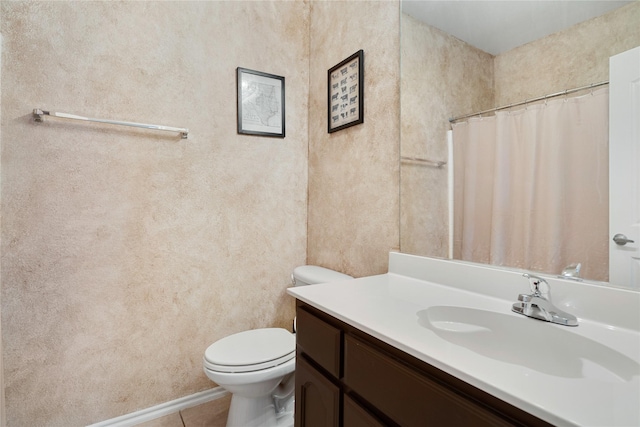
517, 293, 553, 322
512, 274, 578, 326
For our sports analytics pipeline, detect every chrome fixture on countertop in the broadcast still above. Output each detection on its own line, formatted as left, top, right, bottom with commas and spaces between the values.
512, 273, 578, 326
559, 263, 583, 281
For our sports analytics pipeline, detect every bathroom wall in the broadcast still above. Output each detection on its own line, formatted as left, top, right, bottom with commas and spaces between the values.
307, 1, 401, 277
494, 1, 640, 105
0, 2, 309, 426
400, 14, 494, 258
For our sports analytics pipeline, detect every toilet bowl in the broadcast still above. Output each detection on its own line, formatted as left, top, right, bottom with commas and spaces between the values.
204, 328, 296, 427
203, 266, 353, 427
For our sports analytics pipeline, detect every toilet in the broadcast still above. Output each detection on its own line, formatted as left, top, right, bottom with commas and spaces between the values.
203, 266, 353, 427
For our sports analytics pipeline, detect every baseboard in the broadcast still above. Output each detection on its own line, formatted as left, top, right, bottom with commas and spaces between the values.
87, 387, 229, 427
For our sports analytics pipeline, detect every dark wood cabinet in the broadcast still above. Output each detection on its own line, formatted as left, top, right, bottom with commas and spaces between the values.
294, 301, 553, 427
295, 356, 340, 427
343, 395, 386, 427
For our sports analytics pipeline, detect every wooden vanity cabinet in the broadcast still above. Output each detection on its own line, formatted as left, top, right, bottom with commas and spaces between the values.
294, 301, 553, 427
295, 355, 340, 427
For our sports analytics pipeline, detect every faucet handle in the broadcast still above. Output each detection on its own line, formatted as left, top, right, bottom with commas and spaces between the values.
523, 273, 550, 297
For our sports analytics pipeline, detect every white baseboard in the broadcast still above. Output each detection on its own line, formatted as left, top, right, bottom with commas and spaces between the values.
87, 387, 229, 427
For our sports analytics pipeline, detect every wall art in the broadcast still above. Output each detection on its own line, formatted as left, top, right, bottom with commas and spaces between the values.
237, 67, 285, 138
328, 50, 364, 133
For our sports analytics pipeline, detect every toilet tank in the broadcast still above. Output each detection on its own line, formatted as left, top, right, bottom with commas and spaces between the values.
292, 265, 353, 287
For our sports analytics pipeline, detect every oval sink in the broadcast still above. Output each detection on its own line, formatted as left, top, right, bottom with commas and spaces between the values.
417, 306, 640, 381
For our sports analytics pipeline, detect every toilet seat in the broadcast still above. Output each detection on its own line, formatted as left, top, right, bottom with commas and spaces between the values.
204, 328, 295, 373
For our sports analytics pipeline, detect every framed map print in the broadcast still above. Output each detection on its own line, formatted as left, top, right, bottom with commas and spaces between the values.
328, 50, 364, 133
237, 67, 285, 138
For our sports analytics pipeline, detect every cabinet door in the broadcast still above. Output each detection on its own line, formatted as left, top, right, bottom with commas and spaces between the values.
295, 355, 340, 427
343, 395, 386, 427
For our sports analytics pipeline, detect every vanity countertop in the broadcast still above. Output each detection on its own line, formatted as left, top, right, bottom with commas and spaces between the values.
287, 253, 640, 427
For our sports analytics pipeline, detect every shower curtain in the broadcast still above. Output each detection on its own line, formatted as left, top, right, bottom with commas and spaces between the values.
452, 87, 609, 282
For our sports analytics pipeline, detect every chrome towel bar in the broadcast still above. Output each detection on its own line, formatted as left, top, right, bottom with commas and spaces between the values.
400, 156, 446, 168
33, 109, 189, 139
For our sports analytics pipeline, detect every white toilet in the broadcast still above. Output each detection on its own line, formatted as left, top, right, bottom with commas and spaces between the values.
203, 266, 353, 427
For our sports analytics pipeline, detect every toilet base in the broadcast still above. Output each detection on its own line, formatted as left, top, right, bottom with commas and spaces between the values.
226, 394, 293, 427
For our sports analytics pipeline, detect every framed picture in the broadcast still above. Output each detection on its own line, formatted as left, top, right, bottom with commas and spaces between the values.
328, 50, 364, 133
237, 67, 285, 138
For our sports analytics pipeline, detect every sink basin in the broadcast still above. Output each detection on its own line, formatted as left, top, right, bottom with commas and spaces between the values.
417, 306, 640, 381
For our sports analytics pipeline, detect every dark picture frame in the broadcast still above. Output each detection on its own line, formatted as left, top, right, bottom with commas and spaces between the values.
328, 50, 364, 133
237, 67, 285, 138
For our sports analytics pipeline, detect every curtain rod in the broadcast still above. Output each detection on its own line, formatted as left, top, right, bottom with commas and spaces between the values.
449, 81, 609, 124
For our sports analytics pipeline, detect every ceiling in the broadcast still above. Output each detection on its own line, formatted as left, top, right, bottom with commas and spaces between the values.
401, 0, 633, 55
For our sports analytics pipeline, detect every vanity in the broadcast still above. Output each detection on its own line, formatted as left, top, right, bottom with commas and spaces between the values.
287, 252, 640, 427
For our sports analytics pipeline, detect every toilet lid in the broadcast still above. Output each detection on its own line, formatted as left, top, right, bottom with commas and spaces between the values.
204, 328, 295, 373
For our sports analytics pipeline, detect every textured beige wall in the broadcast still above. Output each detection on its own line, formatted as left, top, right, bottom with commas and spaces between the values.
0, 2, 308, 426
400, 14, 493, 258
307, 1, 400, 277
495, 2, 640, 105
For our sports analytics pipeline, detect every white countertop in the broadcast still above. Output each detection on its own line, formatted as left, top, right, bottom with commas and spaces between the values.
287, 253, 640, 427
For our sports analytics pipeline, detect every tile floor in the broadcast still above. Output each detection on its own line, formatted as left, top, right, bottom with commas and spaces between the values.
137, 394, 232, 427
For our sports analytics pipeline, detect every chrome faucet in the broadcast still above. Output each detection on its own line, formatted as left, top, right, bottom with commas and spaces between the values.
559, 263, 583, 281
511, 273, 578, 326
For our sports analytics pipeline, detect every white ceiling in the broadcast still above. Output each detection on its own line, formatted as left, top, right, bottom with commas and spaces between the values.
401, 0, 633, 55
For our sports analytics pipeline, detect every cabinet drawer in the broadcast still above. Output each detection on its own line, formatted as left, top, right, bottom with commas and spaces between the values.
344, 334, 513, 427
296, 307, 342, 377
